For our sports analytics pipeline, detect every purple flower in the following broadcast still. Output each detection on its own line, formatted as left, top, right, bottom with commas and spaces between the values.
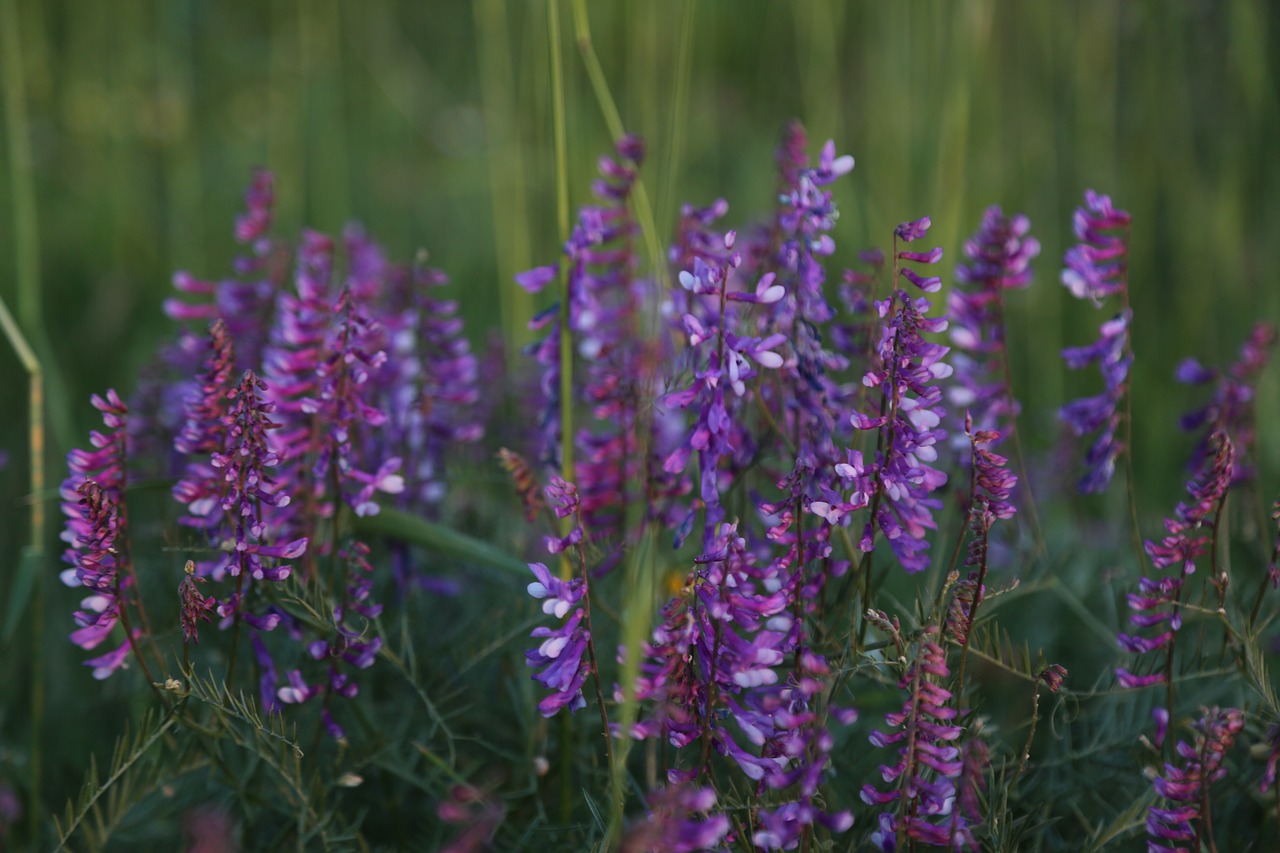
60, 390, 148, 680
834, 220, 951, 573
619, 784, 731, 853
1146, 707, 1244, 852
948, 206, 1039, 450
437, 784, 506, 853
66, 480, 141, 679
1116, 432, 1233, 689
663, 234, 786, 549
60, 389, 129, 573
174, 369, 305, 584
1059, 190, 1133, 494
525, 561, 590, 716
518, 135, 644, 508
862, 627, 972, 850
1062, 190, 1131, 303
1177, 321, 1276, 482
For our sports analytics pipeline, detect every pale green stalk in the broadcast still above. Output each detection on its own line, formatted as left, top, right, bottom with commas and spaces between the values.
569, 0, 665, 286
548, 0, 575, 498
475, 0, 535, 366
545, 1, 578, 823
1, 3, 49, 838
660, 0, 696, 242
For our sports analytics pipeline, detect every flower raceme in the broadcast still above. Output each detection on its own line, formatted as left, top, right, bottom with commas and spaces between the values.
1059, 190, 1133, 494
1116, 431, 1234, 689
1146, 707, 1244, 852
948, 206, 1039, 447
829, 217, 951, 573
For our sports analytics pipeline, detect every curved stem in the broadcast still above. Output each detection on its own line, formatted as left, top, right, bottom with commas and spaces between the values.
569, 0, 666, 284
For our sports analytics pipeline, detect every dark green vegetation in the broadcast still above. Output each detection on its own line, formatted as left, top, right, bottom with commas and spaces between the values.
2, 2, 1279, 851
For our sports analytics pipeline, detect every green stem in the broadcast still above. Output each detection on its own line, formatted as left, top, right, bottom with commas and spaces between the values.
0, 1, 51, 834
994, 296, 1046, 558
475, 0, 534, 369
569, 0, 665, 284
548, 0, 575, 497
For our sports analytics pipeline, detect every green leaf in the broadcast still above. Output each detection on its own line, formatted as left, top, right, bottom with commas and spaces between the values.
352, 504, 528, 577
3, 546, 40, 643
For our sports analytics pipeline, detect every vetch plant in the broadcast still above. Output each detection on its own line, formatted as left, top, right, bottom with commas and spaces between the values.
41, 125, 1280, 853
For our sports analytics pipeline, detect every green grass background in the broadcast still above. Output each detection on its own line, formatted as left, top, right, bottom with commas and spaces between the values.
4, 1, 1279, 497
1, 0, 1279, 841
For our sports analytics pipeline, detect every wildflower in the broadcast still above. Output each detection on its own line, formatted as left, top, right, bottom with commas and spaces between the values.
164, 169, 280, 371
948, 206, 1039, 448
837, 217, 951, 573
1116, 432, 1233, 688
525, 561, 590, 716
67, 480, 141, 679
1176, 321, 1276, 482
619, 784, 731, 853
1058, 190, 1133, 494
61, 389, 129, 572
175, 369, 305, 584
1146, 707, 1244, 852
663, 233, 786, 548
863, 627, 971, 850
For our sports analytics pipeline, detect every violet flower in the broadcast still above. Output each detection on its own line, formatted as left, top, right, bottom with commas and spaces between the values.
60, 389, 129, 575
265, 230, 402, 541
164, 168, 280, 372
278, 542, 383, 739
66, 480, 141, 679
60, 390, 146, 679
369, 251, 483, 514
1176, 321, 1276, 483
1058, 190, 1133, 494
525, 560, 590, 716
747, 649, 856, 850
951, 414, 1020, 620
517, 136, 645, 530
1146, 707, 1244, 852
1116, 432, 1233, 689
663, 235, 787, 549
173, 368, 306, 585
947, 206, 1039, 449
834, 218, 951, 574
179, 559, 214, 645
619, 784, 731, 853
748, 129, 860, 607
863, 627, 972, 851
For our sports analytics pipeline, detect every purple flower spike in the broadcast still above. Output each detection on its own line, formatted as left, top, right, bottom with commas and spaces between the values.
1059, 190, 1133, 494
863, 628, 976, 850
1146, 707, 1243, 852
948, 207, 1040, 452
839, 247, 951, 572
179, 559, 214, 644
234, 168, 274, 244
1177, 321, 1276, 482
66, 480, 139, 680
525, 559, 590, 716
1116, 432, 1232, 689
1062, 190, 1131, 304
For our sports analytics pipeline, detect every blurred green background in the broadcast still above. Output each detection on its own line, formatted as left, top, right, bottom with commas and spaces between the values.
2, 0, 1279, 841
3, 0, 1279, 506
